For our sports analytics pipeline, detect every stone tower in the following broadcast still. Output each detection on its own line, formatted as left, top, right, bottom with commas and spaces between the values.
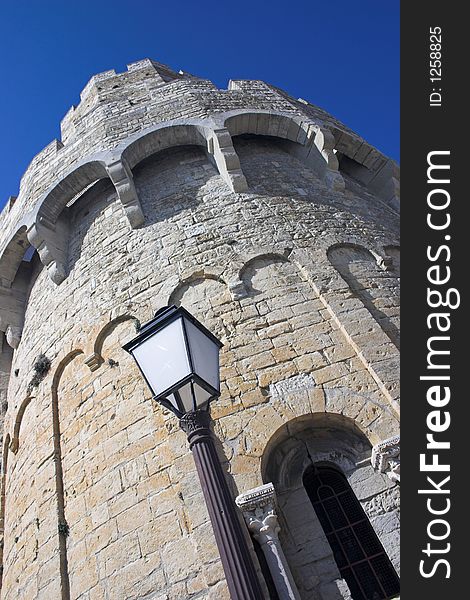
0, 59, 400, 599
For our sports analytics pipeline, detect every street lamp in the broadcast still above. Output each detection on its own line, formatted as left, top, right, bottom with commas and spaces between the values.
123, 305, 264, 600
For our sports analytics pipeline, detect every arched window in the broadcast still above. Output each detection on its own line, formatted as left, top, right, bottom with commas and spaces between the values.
303, 465, 400, 600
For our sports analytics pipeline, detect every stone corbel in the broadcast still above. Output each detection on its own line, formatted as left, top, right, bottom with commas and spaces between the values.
208, 128, 248, 193
106, 158, 145, 228
84, 352, 104, 372
27, 217, 68, 285
313, 128, 345, 191
314, 128, 338, 170
5, 326, 22, 350
236, 483, 301, 600
376, 255, 394, 271
228, 278, 247, 300
0, 284, 26, 349
371, 435, 400, 483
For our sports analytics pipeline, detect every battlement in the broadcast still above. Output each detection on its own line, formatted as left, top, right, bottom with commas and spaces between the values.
0, 139, 65, 237
60, 59, 196, 144
1, 58, 398, 270
78, 59, 189, 102
0, 60, 211, 226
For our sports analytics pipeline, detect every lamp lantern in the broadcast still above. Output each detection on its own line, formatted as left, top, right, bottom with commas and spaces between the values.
123, 305, 222, 417
124, 305, 263, 600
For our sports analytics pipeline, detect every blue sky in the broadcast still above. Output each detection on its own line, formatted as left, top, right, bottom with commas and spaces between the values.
0, 1, 399, 210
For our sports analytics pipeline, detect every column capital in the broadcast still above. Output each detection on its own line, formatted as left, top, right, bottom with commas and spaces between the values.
236, 483, 280, 542
236, 482, 276, 513
371, 435, 400, 483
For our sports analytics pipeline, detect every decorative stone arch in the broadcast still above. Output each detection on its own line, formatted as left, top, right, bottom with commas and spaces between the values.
50, 347, 85, 598
25, 150, 151, 285
327, 125, 400, 211
239, 246, 292, 269
52, 348, 85, 391
31, 159, 110, 227
25, 157, 111, 285
176, 247, 292, 302
0, 225, 37, 349
221, 109, 344, 190
167, 271, 234, 340
327, 242, 400, 350
84, 315, 141, 372
260, 412, 400, 599
0, 226, 30, 288
239, 250, 292, 293
117, 119, 248, 193
240, 386, 397, 481
261, 413, 375, 488
120, 121, 211, 169
326, 238, 398, 275
9, 395, 34, 454
167, 271, 228, 307
327, 240, 384, 268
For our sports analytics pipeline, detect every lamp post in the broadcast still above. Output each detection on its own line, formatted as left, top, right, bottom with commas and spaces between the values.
123, 306, 264, 600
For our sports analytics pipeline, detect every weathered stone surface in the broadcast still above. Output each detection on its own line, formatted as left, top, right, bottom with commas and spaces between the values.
0, 59, 399, 600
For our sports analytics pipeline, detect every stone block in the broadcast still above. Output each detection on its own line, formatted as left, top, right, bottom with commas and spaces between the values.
161, 538, 199, 584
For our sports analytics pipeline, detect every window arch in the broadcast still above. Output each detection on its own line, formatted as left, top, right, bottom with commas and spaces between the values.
303, 464, 399, 600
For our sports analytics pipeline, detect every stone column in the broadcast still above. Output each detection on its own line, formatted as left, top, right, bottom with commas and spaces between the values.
236, 483, 301, 600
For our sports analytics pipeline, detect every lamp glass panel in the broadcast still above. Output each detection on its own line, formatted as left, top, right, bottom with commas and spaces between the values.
184, 318, 220, 392
132, 317, 190, 397
164, 393, 181, 414
166, 381, 212, 414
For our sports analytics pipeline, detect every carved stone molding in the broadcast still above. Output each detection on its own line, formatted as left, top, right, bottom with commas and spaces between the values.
228, 278, 247, 301
371, 435, 400, 483
5, 326, 22, 350
313, 128, 345, 191
314, 128, 339, 171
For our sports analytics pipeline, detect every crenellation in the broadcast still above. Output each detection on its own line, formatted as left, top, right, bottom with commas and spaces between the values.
60, 105, 77, 144
79, 69, 117, 101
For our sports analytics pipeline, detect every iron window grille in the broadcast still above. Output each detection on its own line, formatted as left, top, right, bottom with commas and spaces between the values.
303, 465, 400, 600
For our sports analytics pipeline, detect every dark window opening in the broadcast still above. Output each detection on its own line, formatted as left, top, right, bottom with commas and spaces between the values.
303, 465, 400, 600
